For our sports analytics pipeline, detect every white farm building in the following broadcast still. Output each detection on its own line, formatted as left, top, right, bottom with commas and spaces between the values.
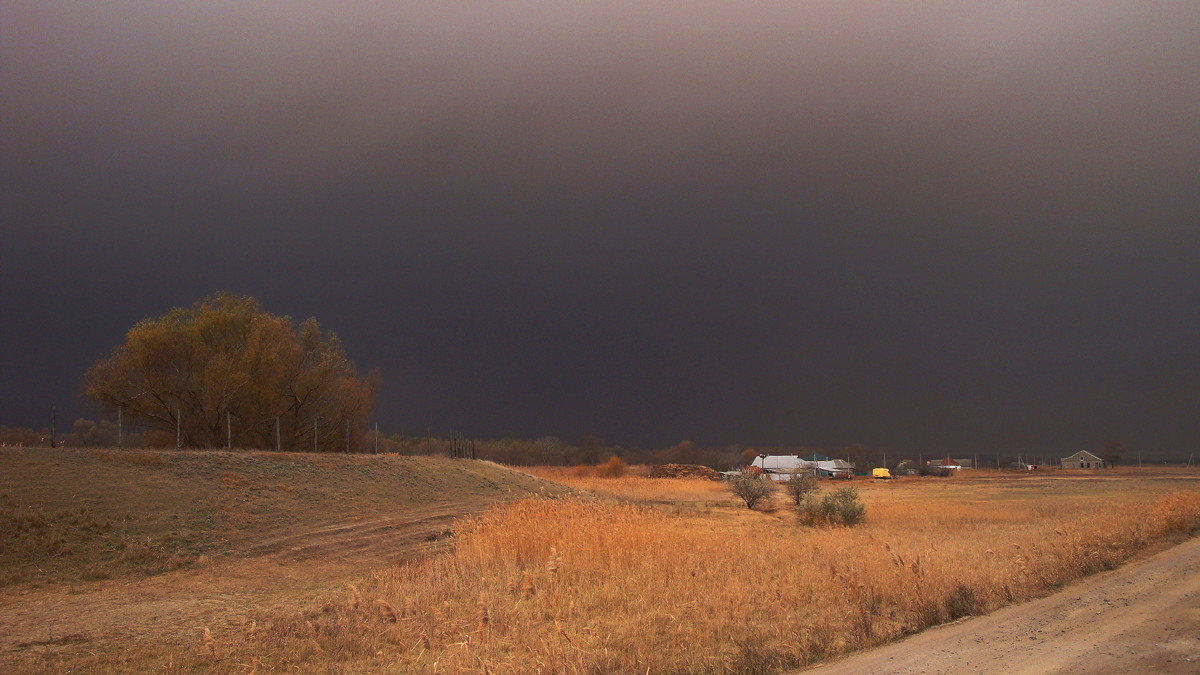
750, 455, 854, 480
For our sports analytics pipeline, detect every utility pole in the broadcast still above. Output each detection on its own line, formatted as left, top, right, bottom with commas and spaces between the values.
313, 418, 319, 452
345, 419, 350, 454
50, 404, 56, 449
226, 411, 232, 450
374, 423, 379, 454
275, 417, 281, 452
176, 408, 181, 450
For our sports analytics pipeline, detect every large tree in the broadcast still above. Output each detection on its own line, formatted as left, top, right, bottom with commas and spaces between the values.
84, 293, 378, 451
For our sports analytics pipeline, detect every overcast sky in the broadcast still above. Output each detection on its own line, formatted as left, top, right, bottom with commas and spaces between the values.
2, 2, 1197, 456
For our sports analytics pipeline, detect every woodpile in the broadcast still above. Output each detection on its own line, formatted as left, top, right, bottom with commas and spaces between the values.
648, 463, 721, 480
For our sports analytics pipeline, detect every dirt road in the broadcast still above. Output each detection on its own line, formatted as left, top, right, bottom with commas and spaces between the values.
801, 536, 1200, 674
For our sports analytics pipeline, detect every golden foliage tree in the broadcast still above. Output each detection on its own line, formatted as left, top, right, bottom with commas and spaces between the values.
83, 293, 377, 451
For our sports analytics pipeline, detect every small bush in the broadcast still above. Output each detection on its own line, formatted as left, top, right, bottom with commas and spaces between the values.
597, 456, 628, 478
795, 494, 822, 526
728, 471, 776, 510
783, 473, 818, 505
798, 486, 866, 526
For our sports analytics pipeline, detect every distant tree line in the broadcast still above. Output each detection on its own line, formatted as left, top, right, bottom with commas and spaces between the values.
0, 423, 1164, 470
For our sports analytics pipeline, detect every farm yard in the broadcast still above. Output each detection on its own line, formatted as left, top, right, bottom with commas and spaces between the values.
2, 450, 1199, 674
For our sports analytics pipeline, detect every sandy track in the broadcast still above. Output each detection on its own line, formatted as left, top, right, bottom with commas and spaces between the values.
800, 536, 1200, 674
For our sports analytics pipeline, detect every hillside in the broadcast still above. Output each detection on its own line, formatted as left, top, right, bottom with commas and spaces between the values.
0, 448, 569, 667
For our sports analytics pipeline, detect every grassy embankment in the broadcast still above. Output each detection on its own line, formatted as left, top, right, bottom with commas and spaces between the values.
0, 448, 565, 588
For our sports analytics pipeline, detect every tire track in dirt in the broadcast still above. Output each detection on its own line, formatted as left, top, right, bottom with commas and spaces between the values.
799, 535, 1200, 674
241, 509, 462, 562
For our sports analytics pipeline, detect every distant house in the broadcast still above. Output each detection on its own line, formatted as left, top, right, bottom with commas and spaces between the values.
815, 458, 855, 478
927, 458, 973, 470
1061, 450, 1105, 469
751, 454, 856, 480
803, 453, 856, 477
751, 455, 816, 481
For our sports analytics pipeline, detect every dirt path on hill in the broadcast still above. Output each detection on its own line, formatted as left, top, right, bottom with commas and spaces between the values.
0, 506, 477, 659
800, 535, 1200, 674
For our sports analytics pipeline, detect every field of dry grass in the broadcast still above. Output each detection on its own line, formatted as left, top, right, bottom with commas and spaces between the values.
14, 464, 1194, 674
521, 464, 731, 504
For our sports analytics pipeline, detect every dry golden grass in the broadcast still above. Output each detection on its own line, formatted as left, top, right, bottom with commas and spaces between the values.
522, 465, 728, 503
153, 469, 1200, 674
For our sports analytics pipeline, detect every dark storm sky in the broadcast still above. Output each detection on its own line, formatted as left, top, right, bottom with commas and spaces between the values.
2, 2, 1198, 456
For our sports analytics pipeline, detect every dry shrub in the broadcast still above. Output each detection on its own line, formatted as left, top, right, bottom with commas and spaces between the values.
783, 473, 819, 505
799, 486, 866, 526
729, 471, 776, 509
596, 455, 628, 478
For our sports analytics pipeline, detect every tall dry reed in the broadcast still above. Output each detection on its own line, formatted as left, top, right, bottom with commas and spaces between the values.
222, 485, 1200, 674
522, 466, 728, 503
